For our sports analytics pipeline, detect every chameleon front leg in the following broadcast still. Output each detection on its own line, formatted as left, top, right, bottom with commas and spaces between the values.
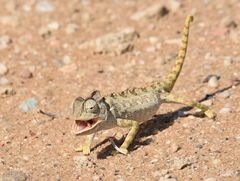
112, 119, 140, 154
75, 133, 95, 155
161, 93, 216, 119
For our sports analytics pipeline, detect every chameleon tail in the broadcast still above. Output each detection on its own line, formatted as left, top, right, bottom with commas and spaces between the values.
160, 15, 194, 92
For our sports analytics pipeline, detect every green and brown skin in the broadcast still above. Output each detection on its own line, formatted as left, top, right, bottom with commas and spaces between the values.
72, 16, 216, 155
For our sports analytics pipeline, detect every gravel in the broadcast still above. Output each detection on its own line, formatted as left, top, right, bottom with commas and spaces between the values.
219, 107, 231, 114
0, 77, 10, 85
2, 170, 28, 181
65, 23, 79, 34
130, 4, 169, 21
35, 0, 55, 13
0, 35, 12, 50
19, 97, 39, 112
223, 56, 234, 66
207, 75, 220, 88
0, 63, 8, 75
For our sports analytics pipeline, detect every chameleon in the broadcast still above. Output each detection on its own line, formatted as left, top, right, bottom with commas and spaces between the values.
71, 15, 215, 155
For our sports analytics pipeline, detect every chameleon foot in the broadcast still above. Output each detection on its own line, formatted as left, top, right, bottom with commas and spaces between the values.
204, 109, 216, 119
75, 145, 90, 155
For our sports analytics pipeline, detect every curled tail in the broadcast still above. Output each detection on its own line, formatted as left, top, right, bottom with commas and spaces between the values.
160, 15, 194, 92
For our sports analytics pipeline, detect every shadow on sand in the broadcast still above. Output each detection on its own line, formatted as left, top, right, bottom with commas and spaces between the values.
94, 80, 240, 159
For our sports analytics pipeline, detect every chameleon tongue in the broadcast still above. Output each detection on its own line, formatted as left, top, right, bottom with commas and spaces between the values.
76, 121, 88, 130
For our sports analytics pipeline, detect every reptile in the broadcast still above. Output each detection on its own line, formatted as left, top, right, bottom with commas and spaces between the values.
71, 15, 215, 155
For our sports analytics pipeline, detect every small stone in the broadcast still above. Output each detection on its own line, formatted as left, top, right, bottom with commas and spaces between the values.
149, 36, 160, 44
219, 107, 231, 114
173, 157, 195, 170
0, 15, 19, 27
165, 38, 181, 46
39, 27, 51, 37
218, 90, 230, 99
204, 178, 217, 181
146, 46, 156, 52
23, 4, 32, 12
207, 75, 219, 88
0, 77, 10, 85
158, 177, 177, 181
79, 28, 139, 55
171, 143, 181, 153
116, 178, 125, 181
47, 21, 60, 30
131, 4, 169, 21
204, 52, 216, 60
221, 170, 235, 177
212, 159, 221, 165
36, 0, 55, 13
168, 0, 181, 13
221, 16, 238, 29
20, 69, 33, 79
65, 23, 79, 34
223, 56, 233, 66
74, 155, 94, 168
0, 86, 15, 96
2, 170, 28, 181
0, 35, 12, 50
0, 63, 8, 75
19, 97, 39, 112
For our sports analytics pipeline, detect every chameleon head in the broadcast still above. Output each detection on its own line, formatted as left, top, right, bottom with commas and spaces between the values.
72, 90, 107, 135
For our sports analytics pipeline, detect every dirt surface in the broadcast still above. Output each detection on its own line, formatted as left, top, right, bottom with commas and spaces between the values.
0, 0, 240, 180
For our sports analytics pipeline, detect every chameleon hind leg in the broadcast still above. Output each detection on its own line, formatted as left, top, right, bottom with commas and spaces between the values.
161, 93, 216, 119
111, 119, 140, 155
75, 133, 95, 155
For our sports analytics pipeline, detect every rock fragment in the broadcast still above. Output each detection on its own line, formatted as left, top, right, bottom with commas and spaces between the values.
79, 28, 139, 55
2, 170, 28, 181
36, 0, 55, 13
0, 36, 12, 50
0, 63, 8, 75
131, 4, 169, 21
19, 97, 39, 112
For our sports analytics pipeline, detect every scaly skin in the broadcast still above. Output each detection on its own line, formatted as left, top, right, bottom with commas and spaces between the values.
72, 15, 216, 155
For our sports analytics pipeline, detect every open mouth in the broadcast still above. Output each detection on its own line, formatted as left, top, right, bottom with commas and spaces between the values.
72, 118, 98, 134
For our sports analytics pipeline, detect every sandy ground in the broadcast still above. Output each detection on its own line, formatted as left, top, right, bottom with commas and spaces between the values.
0, 0, 240, 180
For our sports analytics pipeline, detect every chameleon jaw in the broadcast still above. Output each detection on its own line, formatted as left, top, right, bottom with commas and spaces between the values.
72, 118, 100, 135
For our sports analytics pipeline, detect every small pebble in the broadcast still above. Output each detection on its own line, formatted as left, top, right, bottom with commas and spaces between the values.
19, 97, 39, 112
0, 86, 15, 95
36, 0, 55, 13
0, 63, 8, 75
0, 77, 10, 85
218, 90, 230, 98
169, 0, 181, 12
116, 178, 125, 181
66, 23, 79, 34
173, 157, 194, 170
223, 56, 233, 66
47, 21, 60, 30
20, 69, 33, 79
204, 178, 217, 181
2, 170, 28, 181
171, 143, 181, 153
207, 75, 219, 88
149, 36, 160, 44
219, 107, 231, 114
221, 170, 235, 177
0, 35, 12, 49
74, 155, 94, 168
204, 52, 215, 60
